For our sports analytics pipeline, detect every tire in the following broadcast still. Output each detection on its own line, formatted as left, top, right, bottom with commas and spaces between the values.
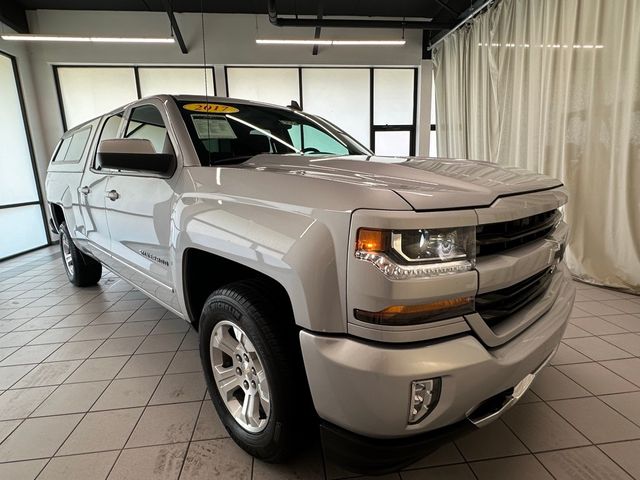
199, 280, 305, 462
59, 222, 102, 287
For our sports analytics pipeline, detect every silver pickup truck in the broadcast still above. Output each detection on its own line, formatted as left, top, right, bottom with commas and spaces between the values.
45, 95, 575, 473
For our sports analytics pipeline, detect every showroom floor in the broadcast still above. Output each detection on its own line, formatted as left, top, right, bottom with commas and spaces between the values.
0, 247, 639, 480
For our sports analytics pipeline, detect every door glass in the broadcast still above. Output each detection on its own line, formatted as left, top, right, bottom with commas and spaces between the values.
125, 105, 169, 153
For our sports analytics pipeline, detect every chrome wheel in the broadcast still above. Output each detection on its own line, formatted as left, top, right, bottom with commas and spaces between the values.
210, 320, 271, 433
61, 231, 74, 277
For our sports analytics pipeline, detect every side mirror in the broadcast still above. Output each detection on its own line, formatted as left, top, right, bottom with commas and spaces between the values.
97, 139, 175, 175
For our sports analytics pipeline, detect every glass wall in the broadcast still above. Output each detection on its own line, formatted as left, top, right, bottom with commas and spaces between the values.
225, 66, 418, 155
55, 66, 217, 130
0, 51, 48, 260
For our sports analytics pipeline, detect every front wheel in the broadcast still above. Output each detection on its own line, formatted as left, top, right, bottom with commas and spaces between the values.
59, 222, 102, 287
199, 280, 304, 462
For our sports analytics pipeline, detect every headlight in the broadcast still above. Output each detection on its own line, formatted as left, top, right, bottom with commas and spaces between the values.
355, 226, 476, 279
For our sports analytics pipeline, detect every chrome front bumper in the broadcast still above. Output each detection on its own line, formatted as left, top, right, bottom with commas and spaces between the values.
300, 265, 575, 438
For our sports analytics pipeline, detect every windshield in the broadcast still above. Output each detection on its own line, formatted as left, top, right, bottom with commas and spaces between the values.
177, 100, 371, 166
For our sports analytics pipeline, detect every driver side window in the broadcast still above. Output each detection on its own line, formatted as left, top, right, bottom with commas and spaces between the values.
125, 105, 171, 154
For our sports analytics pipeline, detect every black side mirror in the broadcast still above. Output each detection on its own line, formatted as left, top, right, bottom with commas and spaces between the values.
97, 139, 175, 175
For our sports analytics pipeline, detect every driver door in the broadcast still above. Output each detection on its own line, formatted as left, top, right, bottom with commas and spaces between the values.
103, 102, 180, 310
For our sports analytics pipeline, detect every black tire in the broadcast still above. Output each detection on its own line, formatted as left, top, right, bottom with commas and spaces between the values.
199, 280, 305, 462
59, 222, 102, 287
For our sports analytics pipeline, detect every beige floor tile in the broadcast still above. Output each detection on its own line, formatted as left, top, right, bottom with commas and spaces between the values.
39, 450, 119, 480
563, 336, 632, 361
111, 320, 158, 338
0, 414, 82, 461
179, 438, 252, 480
576, 302, 625, 317
0, 459, 47, 480
29, 327, 83, 345
599, 440, 640, 479
601, 300, 640, 314
603, 314, 640, 332
127, 401, 200, 447
400, 464, 476, 480
549, 397, 640, 443
116, 352, 174, 378
570, 316, 627, 335
0, 343, 61, 366
53, 312, 101, 328
601, 333, 640, 355
455, 420, 527, 461
13, 360, 82, 388
0, 419, 21, 443
557, 362, 638, 395
470, 454, 553, 480
502, 402, 590, 452
107, 443, 188, 480
191, 401, 228, 441
91, 336, 146, 358
0, 346, 17, 361
149, 372, 206, 405
127, 308, 167, 322
92, 376, 161, 410
71, 324, 121, 342
537, 446, 633, 480
530, 366, 591, 400
136, 333, 186, 354
65, 356, 129, 383
0, 386, 55, 420
45, 339, 103, 361
601, 358, 640, 386
58, 408, 143, 455
14, 316, 64, 331
550, 343, 591, 365
91, 310, 136, 325
600, 391, 640, 425
0, 364, 34, 389
0, 330, 46, 348
151, 319, 191, 336
32, 381, 109, 416
166, 350, 201, 374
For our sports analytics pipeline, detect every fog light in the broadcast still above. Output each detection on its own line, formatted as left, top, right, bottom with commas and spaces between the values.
409, 378, 441, 424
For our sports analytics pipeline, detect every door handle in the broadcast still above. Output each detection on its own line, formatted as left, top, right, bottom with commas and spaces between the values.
106, 190, 120, 201
80, 186, 90, 195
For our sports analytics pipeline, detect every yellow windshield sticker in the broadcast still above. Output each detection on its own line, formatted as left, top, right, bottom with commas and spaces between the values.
182, 103, 239, 114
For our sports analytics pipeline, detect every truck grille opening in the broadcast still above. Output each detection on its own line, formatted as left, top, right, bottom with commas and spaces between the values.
476, 209, 560, 256
476, 267, 555, 326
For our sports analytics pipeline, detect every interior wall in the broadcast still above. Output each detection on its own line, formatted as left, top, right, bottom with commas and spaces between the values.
17, 10, 425, 168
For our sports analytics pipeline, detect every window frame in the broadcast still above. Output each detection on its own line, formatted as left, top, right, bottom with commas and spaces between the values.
0, 49, 50, 260
91, 100, 179, 179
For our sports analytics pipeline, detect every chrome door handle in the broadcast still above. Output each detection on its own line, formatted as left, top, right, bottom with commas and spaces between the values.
80, 186, 90, 195
106, 190, 120, 201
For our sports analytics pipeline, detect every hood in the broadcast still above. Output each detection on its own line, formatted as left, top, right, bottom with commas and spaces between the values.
241, 155, 563, 210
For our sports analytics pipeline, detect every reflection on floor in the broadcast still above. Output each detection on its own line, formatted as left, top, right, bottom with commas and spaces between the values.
0, 246, 639, 479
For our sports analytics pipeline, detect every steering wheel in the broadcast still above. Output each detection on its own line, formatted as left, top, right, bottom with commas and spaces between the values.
301, 147, 321, 154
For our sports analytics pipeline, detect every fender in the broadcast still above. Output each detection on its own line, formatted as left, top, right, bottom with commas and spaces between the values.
171, 193, 351, 333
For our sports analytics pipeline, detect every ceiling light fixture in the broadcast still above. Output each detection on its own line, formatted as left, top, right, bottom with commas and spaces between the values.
256, 39, 406, 46
0, 34, 175, 44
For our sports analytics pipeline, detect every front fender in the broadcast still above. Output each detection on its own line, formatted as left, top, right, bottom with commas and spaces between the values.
172, 195, 351, 333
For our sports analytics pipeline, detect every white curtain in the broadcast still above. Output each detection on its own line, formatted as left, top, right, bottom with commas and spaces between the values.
433, 0, 640, 292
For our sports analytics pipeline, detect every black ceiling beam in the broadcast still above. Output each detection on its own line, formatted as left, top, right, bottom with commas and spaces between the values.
0, 0, 29, 34
161, 0, 188, 54
428, 0, 493, 49
432, 0, 460, 18
267, 0, 452, 30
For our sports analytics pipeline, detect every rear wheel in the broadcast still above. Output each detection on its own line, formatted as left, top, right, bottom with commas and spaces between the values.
199, 280, 304, 462
59, 222, 102, 287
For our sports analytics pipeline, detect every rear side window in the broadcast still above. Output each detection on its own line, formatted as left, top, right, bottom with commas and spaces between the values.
124, 105, 169, 153
53, 126, 92, 163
